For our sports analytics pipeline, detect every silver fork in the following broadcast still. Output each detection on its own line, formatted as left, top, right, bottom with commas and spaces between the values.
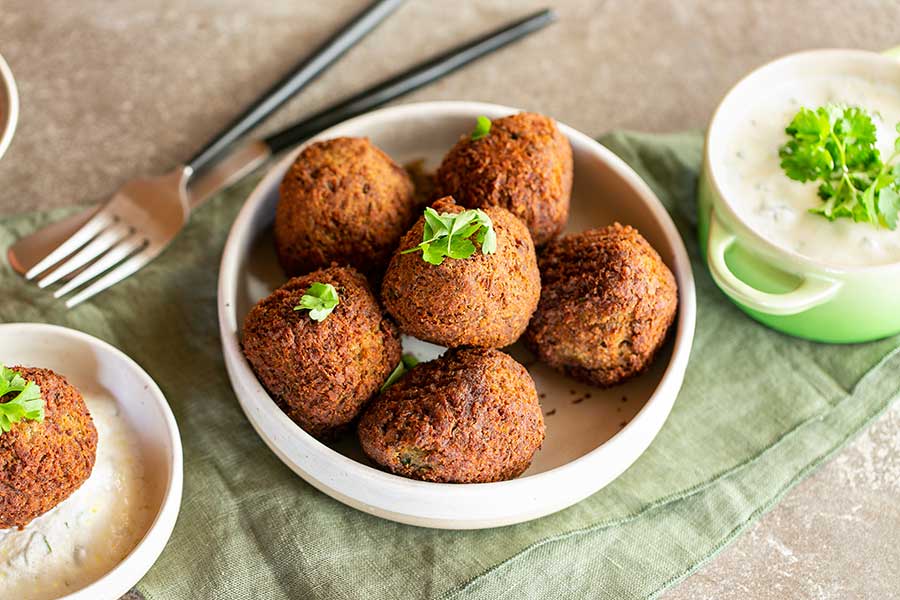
27, 168, 192, 307
19, 0, 404, 308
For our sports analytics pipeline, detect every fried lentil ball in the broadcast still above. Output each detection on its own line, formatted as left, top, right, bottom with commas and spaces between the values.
358, 348, 544, 483
434, 112, 573, 246
524, 224, 678, 387
242, 266, 402, 439
1, 367, 97, 529
381, 197, 540, 348
275, 137, 417, 277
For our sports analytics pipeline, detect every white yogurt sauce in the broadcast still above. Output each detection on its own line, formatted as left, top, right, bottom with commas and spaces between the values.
720, 74, 900, 267
0, 390, 154, 600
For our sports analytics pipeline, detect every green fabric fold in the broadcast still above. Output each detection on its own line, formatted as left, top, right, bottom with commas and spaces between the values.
0, 131, 895, 600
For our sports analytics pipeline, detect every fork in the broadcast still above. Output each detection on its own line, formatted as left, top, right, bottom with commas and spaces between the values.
23, 0, 405, 308
16, 6, 557, 308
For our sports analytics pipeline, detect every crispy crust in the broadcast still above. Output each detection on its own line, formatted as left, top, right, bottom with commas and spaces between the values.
275, 137, 416, 277
357, 348, 544, 483
0, 367, 98, 529
434, 112, 573, 246
524, 224, 678, 387
242, 266, 402, 439
381, 197, 540, 348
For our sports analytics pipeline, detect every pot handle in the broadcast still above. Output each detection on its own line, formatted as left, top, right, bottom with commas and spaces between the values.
707, 210, 841, 316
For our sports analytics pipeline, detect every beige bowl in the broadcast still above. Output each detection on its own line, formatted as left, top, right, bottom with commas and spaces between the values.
0, 52, 18, 161
0, 323, 183, 599
218, 101, 696, 529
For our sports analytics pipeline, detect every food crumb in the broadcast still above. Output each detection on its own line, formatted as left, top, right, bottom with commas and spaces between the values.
545, 409, 557, 417
569, 389, 576, 395
619, 420, 628, 428
572, 396, 584, 404
539, 392, 547, 400
621, 396, 628, 403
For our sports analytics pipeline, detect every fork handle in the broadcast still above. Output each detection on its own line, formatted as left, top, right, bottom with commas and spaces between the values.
262, 8, 557, 154
186, 0, 404, 176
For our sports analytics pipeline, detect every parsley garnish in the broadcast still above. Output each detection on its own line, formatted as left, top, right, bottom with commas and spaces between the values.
293, 282, 339, 322
0, 366, 45, 433
471, 116, 492, 140
401, 207, 497, 265
779, 105, 900, 229
380, 354, 419, 392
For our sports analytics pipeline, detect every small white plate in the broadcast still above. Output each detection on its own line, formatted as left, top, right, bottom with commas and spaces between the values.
218, 101, 696, 529
0, 52, 18, 161
0, 323, 183, 599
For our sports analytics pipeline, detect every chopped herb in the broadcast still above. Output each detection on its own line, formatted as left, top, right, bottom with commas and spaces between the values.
471, 115, 492, 140
42, 534, 52, 554
401, 207, 497, 265
293, 282, 339, 322
779, 105, 900, 229
0, 366, 44, 434
380, 354, 419, 392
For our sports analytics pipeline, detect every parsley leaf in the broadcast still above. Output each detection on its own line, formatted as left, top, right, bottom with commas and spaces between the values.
0, 366, 45, 434
471, 116, 492, 140
380, 354, 420, 393
294, 282, 339, 322
401, 207, 497, 265
779, 104, 900, 230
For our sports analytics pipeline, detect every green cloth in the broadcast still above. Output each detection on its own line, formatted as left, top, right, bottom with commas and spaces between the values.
2, 131, 898, 600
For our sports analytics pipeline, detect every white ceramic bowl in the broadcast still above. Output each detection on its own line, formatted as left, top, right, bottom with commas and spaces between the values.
0, 52, 18, 161
218, 101, 696, 529
0, 323, 183, 600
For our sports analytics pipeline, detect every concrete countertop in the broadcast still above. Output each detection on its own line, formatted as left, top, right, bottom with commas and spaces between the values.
1, 1, 898, 598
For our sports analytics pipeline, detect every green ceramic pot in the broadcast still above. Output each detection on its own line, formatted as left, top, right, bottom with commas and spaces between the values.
699, 48, 900, 343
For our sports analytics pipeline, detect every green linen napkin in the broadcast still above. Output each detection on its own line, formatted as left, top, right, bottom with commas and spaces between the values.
1, 131, 897, 600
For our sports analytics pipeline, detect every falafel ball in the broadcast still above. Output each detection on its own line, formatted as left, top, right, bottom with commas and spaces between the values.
381, 197, 540, 348
275, 137, 417, 276
358, 348, 544, 483
524, 224, 678, 387
434, 112, 573, 246
1, 367, 97, 529
242, 266, 402, 439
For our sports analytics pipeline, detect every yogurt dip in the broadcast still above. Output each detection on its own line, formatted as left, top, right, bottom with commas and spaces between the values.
720, 73, 900, 267
0, 388, 154, 600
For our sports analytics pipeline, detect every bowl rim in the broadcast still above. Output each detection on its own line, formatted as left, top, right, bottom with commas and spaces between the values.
0, 322, 184, 600
218, 100, 695, 520
704, 47, 900, 274
0, 52, 19, 162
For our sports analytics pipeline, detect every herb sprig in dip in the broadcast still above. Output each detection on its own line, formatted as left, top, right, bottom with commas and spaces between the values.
779, 105, 900, 229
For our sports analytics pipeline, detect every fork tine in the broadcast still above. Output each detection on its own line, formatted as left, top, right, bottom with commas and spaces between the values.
53, 237, 145, 299
24, 211, 115, 280
37, 222, 134, 288
63, 243, 159, 308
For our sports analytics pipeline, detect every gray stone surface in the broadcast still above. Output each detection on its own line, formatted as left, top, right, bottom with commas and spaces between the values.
1, 1, 898, 598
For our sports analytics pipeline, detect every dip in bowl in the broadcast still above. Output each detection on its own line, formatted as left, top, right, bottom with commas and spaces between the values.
700, 48, 900, 342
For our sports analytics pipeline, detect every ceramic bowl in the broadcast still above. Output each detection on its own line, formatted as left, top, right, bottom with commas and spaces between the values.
0, 323, 183, 600
218, 101, 696, 529
0, 52, 18, 161
700, 48, 900, 343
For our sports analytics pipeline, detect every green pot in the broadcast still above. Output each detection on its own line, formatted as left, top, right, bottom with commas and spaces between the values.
699, 48, 900, 344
